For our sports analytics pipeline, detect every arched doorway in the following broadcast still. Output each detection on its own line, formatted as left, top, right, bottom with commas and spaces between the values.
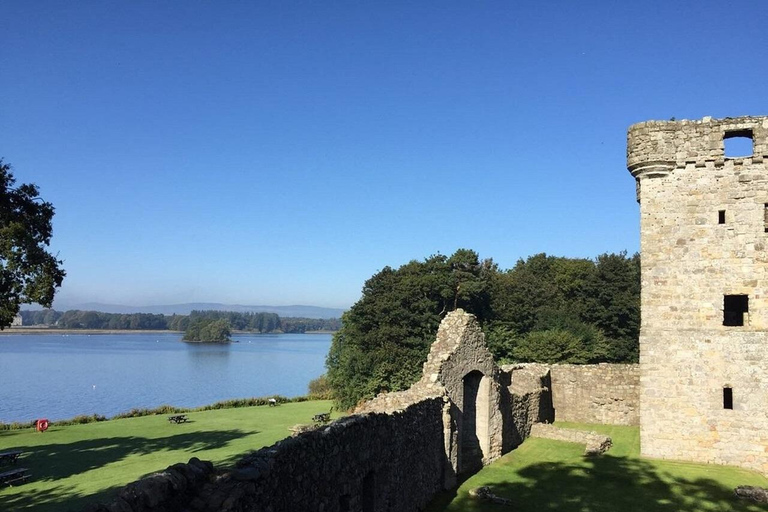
461, 370, 490, 474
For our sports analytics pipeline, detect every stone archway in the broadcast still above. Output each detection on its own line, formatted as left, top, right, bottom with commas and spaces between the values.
461, 370, 490, 474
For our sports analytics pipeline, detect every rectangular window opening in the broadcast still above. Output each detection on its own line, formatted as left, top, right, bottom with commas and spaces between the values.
724, 130, 754, 158
718, 210, 726, 224
724, 294, 748, 326
723, 387, 733, 410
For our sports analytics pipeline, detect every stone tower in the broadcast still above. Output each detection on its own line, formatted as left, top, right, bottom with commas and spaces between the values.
628, 115, 768, 474
627, 117, 768, 473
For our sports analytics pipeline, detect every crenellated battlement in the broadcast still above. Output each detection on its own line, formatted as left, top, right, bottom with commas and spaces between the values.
627, 116, 768, 189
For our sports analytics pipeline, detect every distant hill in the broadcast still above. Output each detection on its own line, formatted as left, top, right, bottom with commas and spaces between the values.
35, 302, 346, 319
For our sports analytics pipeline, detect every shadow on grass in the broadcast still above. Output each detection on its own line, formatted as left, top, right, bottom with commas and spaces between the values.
436, 455, 764, 512
0, 429, 249, 512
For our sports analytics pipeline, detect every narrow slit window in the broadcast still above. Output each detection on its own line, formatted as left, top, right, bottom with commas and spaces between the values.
723, 387, 733, 410
724, 130, 754, 158
724, 294, 748, 326
719, 210, 726, 224
764, 204, 768, 233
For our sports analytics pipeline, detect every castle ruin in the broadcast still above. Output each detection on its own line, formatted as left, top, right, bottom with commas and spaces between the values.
88, 115, 768, 511
628, 115, 768, 474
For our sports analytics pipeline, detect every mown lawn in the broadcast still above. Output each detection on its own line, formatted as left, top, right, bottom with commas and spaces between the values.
427, 423, 768, 512
0, 400, 334, 512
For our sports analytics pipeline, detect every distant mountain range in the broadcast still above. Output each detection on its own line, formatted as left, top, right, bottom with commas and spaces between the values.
26, 302, 346, 319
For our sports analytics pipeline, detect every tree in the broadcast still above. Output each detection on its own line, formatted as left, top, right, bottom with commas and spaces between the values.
0, 160, 65, 328
183, 318, 231, 342
326, 249, 496, 409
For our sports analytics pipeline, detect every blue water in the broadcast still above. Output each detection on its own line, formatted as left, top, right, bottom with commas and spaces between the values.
0, 332, 331, 422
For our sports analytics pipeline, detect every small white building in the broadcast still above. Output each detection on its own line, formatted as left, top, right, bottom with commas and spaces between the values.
11, 314, 22, 327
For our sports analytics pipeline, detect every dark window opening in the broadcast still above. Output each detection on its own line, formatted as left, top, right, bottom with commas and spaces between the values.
724, 294, 748, 326
723, 387, 733, 410
724, 130, 754, 158
339, 495, 350, 512
764, 204, 768, 233
718, 210, 726, 224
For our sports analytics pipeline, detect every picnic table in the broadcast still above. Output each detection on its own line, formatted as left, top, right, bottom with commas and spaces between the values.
167, 414, 189, 424
0, 467, 31, 487
0, 450, 22, 465
312, 412, 331, 424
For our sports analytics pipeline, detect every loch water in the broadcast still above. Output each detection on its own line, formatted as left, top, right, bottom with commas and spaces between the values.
0, 332, 332, 422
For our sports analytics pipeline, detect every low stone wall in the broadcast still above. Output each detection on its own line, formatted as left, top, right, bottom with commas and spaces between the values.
88, 398, 446, 512
550, 364, 639, 425
529, 423, 612, 455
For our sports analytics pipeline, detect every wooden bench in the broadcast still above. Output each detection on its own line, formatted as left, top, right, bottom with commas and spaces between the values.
167, 414, 189, 424
0, 450, 22, 465
0, 467, 31, 487
312, 412, 331, 424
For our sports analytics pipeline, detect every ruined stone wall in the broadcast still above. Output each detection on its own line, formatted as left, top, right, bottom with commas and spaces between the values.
549, 364, 639, 426
88, 397, 447, 512
417, 310, 504, 478
500, 364, 554, 451
628, 115, 768, 475
529, 423, 612, 455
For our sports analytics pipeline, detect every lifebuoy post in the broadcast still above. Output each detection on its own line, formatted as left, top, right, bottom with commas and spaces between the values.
36, 419, 49, 432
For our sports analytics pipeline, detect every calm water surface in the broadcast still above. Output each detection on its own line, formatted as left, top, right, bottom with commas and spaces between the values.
0, 332, 331, 422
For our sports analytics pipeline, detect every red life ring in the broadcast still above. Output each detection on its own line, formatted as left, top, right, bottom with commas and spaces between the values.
36, 419, 49, 432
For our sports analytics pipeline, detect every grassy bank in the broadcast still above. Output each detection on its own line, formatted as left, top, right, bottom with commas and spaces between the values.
427, 423, 768, 512
0, 400, 335, 512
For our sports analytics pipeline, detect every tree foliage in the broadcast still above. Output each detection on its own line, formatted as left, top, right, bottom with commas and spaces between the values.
327, 250, 640, 409
0, 160, 65, 328
326, 249, 496, 409
183, 318, 232, 342
20, 308, 341, 334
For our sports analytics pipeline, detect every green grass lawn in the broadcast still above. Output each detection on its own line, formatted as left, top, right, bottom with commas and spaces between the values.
0, 400, 334, 512
427, 423, 768, 512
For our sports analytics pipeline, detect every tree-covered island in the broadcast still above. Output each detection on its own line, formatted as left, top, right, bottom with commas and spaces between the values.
182, 318, 231, 343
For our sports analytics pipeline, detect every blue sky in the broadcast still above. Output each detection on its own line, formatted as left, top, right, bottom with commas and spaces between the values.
2, 1, 766, 309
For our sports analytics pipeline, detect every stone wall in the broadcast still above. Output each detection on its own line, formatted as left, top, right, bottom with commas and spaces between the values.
88, 397, 447, 512
549, 364, 639, 426
640, 329, 768, 475
500, 364, 554, 451
416, 310, 504, 478
628, 115, 768, 476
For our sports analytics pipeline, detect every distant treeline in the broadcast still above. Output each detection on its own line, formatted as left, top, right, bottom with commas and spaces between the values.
19, 309, 341, 333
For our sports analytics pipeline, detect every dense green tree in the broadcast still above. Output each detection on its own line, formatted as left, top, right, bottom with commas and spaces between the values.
328, 249, 641, 408
327, 249, 496, 409
183, 318, 231, 342
0, 160, 65, 328
486, 252, 640, 364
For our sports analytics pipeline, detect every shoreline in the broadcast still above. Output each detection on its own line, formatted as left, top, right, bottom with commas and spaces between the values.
0, 328, 337, 336
0, 328, 180, 335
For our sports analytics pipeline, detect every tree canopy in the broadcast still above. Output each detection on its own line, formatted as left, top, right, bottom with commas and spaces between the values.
0, 160, 65, 329
182, 318, 232, 343
327, 249, 640, 409
326, 249, 497, 409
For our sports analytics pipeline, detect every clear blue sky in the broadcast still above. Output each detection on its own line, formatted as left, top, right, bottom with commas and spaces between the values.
2, 1, 766, 310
